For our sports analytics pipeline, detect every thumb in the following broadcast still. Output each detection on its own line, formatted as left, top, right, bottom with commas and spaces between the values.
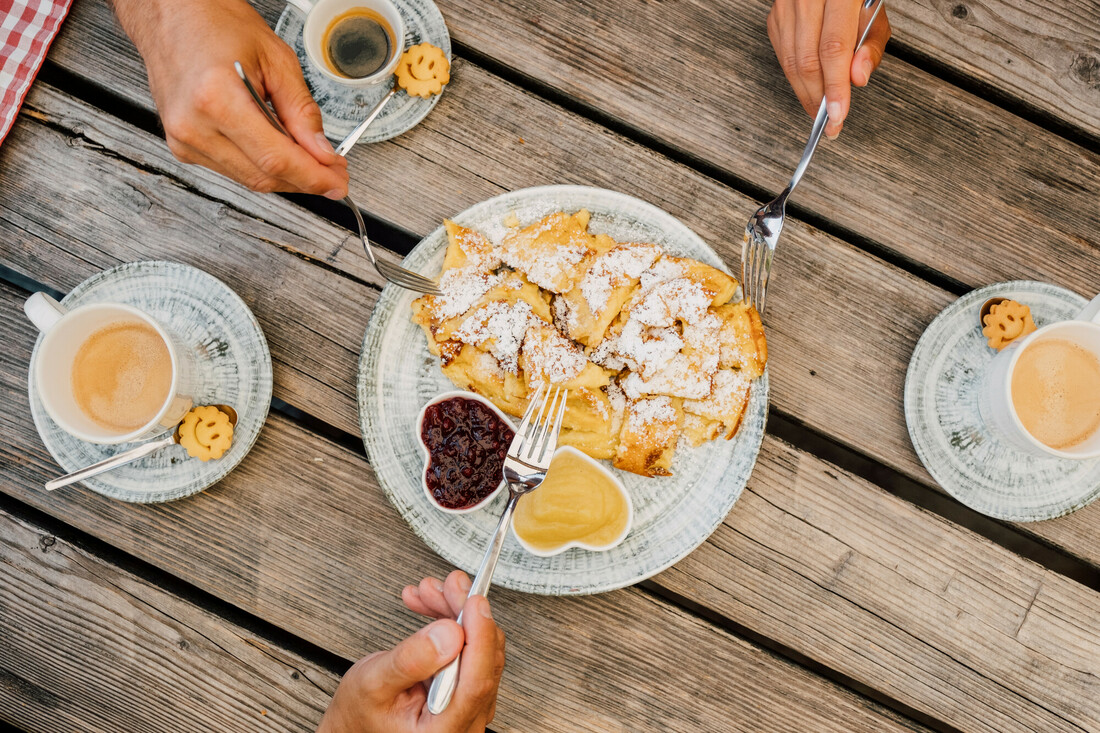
851, 10, 891, 87
361, 620, 464, 700
263, 43, 342, 165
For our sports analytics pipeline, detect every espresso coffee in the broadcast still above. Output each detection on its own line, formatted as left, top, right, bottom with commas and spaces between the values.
322, 9, 392, 79
1011, 338, 1100, 450
71, 321, 172, 433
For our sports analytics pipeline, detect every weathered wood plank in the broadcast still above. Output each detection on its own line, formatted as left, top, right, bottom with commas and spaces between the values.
659, 439, 1100, 733
9, 71, 1100, 573
4, 270, 1097, 731
45, 0, 1100, 300
0, 508, 337, 733
0, 286, 928, 733
889, 0, 1100, 142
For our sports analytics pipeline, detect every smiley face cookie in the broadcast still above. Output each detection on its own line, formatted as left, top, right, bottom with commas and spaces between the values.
395, 43, 450, 98
179, 405, 234, 461
982, 299, 1037, 350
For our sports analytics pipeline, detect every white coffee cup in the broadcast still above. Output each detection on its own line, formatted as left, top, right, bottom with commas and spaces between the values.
288, 0, 405, 88
978, 293, 1100, 460
24, 292, 196, 445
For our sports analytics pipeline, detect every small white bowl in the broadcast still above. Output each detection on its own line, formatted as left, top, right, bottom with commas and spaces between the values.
416, 391, 515, 515
511, 446, 634, 557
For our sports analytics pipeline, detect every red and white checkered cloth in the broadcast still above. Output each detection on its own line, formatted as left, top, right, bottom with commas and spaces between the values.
0, 0, 72, 146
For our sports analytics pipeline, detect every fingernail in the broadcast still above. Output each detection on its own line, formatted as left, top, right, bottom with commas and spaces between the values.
827, 101, 844, 123
315, 132, 335, 155
324, 188, 344, 200
431, 578, 444, 593
478, 597, 493, 620
428, 623, 456, 656
860, 58, 874, 84
459, 574, 472, 592
825, 127, 840, 140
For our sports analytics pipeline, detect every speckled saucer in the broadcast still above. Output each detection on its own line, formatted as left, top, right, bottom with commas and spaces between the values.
358, 185, 768, 595
904, 280, 1100, 522
275, 0, 451, 143
28, 261, 273, 503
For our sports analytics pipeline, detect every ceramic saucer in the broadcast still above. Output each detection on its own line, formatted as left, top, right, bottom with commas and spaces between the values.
904, 280, 1100, 522
275, 0, 451, 144
28, 261, 273, 503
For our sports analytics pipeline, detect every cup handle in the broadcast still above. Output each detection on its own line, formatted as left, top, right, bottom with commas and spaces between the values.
1078, 293, 1100, 324
285, 0, 313, 13
24, 292, 67, 333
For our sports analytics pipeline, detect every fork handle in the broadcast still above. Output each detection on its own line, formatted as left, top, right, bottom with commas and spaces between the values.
427, 490, 520, 715
786, 0, 885, 195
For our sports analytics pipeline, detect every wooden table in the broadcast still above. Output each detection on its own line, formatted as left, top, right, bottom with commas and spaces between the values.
2, 0, 1098, 730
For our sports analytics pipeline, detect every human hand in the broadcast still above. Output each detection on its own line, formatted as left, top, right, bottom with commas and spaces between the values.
766, 0, 891, 137
113, 0, 348, 197
316, 572, 505, 733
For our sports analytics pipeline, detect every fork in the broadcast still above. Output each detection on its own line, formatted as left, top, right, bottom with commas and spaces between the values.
234, 62, 440, 295
741, 0, 885, 316
426, 384, 569, 714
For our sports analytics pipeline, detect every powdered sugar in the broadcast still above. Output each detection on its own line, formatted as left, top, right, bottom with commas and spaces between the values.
436, 268, 503, 320
626, 395, 677, 427
522, 323, 588, 385
453, 301, 537, 374
614, 320, 682, 378
683, 369, 750, 422
629, 278, 710, 328
579, 243, 661, 316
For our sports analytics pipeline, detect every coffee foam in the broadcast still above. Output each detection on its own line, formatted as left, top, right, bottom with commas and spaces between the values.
1011, 338, 1100, 450
71, 321, 172, 433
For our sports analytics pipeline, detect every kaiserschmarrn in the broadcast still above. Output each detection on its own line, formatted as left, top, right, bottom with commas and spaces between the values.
412, 210, 768, 477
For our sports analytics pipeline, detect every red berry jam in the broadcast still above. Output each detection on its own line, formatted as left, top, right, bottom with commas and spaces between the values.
421, 397, 514, 510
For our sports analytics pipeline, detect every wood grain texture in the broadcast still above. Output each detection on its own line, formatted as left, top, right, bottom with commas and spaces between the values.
418, 0, 1100, 295
9, 69, 1100, 570
41, 0, 1100, 298
0, 286, 926, 733
889, 0, 1100, 142
0, 508, 337, 733
660, 439, 1100, 733
3, 270, 1095, 732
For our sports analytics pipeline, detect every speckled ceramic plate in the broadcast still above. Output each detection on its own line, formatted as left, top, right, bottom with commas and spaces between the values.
358, 185, 769, 595
28, 261, 273, 503
275, 0, 450, 143
904, 280, 1100, 522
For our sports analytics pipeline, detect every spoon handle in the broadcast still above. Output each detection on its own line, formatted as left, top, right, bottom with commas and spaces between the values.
45, 435, 177, 491
335, 87, 398, 156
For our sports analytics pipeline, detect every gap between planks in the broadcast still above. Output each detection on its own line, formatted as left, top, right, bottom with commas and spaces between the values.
6, 77, 1100, 581
2, 260, 1095, 599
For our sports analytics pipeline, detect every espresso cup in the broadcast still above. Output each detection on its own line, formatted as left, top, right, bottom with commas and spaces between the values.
978, 293, 1100, 460
24, 292, 196, 445
287, 0, 405, 88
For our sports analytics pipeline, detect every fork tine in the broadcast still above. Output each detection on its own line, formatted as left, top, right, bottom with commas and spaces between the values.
524, 386, 566, 466
523, 386, 558, 463
376, 261, 441, 295
757, 237, 772, 314
744, 227, 758, 307
752, 233, 766, 310
522, 385, 556, 461
740, 230, 750, 302
511, 383, 547, 457
539, 388, 568, 462
757, 248, 770, 316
